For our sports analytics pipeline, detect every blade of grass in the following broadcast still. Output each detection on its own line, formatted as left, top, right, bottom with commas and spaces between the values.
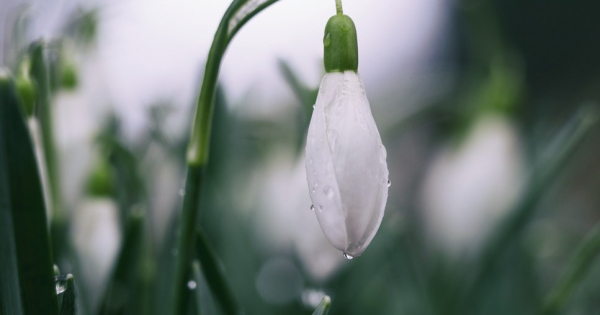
97, 209, 145, 315
0, 71, 58, 314
312, 296, 331, 315
29, 41, 62, 221
460, 107, 599, 313
195, 229, 241, 315
59, 274, 76, 315
540, 224, 600, 315
0, 71, 24, 315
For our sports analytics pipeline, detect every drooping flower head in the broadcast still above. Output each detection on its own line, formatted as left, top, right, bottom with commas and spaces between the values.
305, 5, 389, 258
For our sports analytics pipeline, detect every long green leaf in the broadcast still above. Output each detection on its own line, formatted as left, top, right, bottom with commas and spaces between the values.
0, 72, 58, 314
59, 274, 77, 315
97, 209, 145, 315
0, 71, 24, 315
540, 224, 600, 315
460, 107, 598, 313
312, 296, 331, 315
195, 229, 241, 315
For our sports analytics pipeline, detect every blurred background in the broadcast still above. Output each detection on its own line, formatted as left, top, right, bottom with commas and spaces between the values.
2, 0, 600, 314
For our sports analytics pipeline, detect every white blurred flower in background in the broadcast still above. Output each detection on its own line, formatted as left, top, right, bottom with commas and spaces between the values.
256, 152, 344, 282
420, 115, 526, 256
72, 198, 121, 309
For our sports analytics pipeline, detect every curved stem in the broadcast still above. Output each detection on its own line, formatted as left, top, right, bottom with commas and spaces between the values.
173, 1, 283, 314
335, 0, 343, 15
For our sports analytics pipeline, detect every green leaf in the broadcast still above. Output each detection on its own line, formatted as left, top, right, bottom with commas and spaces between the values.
312, 296, 332, 315
97, 209, 145, 315
195, 229, 241, 315
540, 224, 600, 315
0, 72, 58, 314
0, 73, 24, 315
58, 274, 77, 315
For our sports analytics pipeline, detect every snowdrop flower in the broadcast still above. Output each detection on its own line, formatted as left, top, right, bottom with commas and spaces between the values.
305, 5, 389, 258
420, 114, 525, 256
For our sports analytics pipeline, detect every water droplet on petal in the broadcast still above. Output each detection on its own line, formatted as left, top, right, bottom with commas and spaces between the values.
318, 205, 324, 212
310, 205, 315, 211
187, 280, 197, 290
323, 186, 334, 198
387, 180, 391, 187
179, 189, 186, 197
343, 253, 354, 260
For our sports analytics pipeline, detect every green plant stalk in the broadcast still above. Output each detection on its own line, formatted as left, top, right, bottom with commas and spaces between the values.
460, 107, 598, 313
0, 71, 58, 315
195, 229, 241, 315
172, 1, 282, 314
335, 0, 343, 15
29, 43, 70, 272
58, 274, 76, 315
540, 224, 600, 315
30, 42, 63, 221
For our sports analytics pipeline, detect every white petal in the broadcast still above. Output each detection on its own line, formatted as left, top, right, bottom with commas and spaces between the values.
305, 71, 389, 257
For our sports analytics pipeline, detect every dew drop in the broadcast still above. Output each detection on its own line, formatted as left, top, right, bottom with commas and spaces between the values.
55, 280, 67, 295
323, 186, 334, 198
179, 189, 186, 197
318, 205, 324, 212
387, 180, 391, 187
323, 33, 332, 47
310, 205, 315, 211
187, 280, 197, 290
343, 253, 354, 260
312, 105, 315, 109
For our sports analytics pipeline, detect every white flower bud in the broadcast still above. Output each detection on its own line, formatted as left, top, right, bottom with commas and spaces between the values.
305, 71, 389, 258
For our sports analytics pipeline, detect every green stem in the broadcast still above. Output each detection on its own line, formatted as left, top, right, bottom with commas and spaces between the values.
173, 0, 283, 313
540, 224, 600, 315
171, 165, 204, 315
30, 42, 63, 221
195, 229, 241, 315
335, 0, 343, 15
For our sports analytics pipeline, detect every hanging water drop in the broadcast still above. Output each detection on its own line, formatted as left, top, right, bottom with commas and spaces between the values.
310, 205, 315, 211
387, 180, 391, 187
179, 189, 186, 197
343, 253, 354, 260
55, 279, 67, 294
187, 280, 197, 290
